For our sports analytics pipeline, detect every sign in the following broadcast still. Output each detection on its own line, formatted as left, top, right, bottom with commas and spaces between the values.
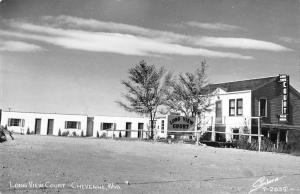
167, 115, 195, 131
278, 74, 289, 122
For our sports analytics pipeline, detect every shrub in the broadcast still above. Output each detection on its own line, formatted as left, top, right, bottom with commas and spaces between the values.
100, 132, 106, 138
26, 128, 30, 135
200, 131, 211, 141
97, 131, 100, 138
58, 129, 61, 136
62, 131, 69, 136
81, 130, 84, 137
72, 131, 77, 137
236, 136, 291, 153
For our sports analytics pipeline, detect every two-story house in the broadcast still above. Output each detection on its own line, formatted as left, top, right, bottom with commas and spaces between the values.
205, 74, 300, 145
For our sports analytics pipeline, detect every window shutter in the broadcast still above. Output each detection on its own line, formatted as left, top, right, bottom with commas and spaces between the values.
78, 122, 81, 129
65, 121, 67, 129
8, 118, 11, 127
21, 119, 25, 127
114, 123, 116, 130
100, 122, 103, 130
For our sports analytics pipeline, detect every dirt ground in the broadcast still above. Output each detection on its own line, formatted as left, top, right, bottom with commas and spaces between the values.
1, 135, 300, 194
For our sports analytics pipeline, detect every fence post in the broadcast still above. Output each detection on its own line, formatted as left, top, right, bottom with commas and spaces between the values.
211, 116, 216, 141
141, 128, 143, 139
258, 117, 261, 152
195, 116, 198, 145
276, 130, 280, 149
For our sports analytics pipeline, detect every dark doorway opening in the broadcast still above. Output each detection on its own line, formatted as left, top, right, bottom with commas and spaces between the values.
125, 122, 131, 138
35, 118, 41, 134
86, 117, 94, 137
138, 123, 144, 138
47, 119, 54, 135
215, 126, 226, 142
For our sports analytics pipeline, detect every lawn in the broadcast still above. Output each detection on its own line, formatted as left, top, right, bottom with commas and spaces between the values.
1, 134, 300, 194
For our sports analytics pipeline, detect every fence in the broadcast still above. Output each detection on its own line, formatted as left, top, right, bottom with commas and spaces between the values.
100, 129, 151, 139
101, 117, 264, 151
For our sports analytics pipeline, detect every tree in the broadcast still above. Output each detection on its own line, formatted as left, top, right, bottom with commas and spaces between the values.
116, 60, 171, 139
164, 60, 211, 125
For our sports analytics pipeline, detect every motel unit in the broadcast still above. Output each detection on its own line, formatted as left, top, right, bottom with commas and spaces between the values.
92, 115, 149, 138
0, 110, 88, 136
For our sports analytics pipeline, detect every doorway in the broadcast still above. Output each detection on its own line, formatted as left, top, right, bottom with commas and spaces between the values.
35, 118, 41, 134
47, 119, 54, 135
215, 100, 222, 124
138, 123, 144, 138
125, 122, 132, 138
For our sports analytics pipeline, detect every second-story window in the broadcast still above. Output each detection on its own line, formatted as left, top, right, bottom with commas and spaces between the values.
229, 99, 236, 116
236, 99, 243, 116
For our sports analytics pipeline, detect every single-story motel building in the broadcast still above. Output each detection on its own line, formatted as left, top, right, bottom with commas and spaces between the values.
1, 75, 300, 146
0, 111, 150, 138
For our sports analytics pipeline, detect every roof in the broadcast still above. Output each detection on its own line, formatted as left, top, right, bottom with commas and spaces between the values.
0, 110, 88, 116
207, 76, 278, 93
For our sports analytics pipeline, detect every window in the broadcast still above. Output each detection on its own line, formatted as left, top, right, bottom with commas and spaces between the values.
103, 123, 113, 130
232, 128, 239, 140
161, 120, 165, 133
259, 99, 267, 117
138, 123, 144, 130
8, 118, 24, 127
65, 121, 81, 129
236, 99, 243, 116
229, 99, 236, 116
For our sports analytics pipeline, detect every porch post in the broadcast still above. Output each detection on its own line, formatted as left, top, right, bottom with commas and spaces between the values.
277, 130, 280, 148
211, 116, 216, 141
258, 117, 261, 152
112, 124, 115, 139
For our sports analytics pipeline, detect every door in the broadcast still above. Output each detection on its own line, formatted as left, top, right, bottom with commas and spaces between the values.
47, 119, 54, 135
215, 101, 222, 124
125, 122, 131, 138
138, 123, 144, 138
35, 118, 41, 134
86, 117, 94, 137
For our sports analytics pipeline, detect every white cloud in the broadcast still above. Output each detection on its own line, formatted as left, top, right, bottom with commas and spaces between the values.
278, 36, 300, 44
0, 27, 252, 59
185, 21, 244, 31
41, 15, 186, 43
194, 37, 293, 51
0, 16, 292, 59
40, 16, 292, 52
0, 40, 43, 52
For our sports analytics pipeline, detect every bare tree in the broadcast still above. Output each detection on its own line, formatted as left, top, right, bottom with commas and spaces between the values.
116, 60, 171, 139
164, 60, 211, 119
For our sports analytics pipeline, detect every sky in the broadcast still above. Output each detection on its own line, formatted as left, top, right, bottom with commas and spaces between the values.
0, 0, 299, 116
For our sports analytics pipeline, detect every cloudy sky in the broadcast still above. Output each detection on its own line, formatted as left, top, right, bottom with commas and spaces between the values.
0, 0, 299, 116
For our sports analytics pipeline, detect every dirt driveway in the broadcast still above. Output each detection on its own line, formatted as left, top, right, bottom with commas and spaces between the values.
1, 135, 300, 194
